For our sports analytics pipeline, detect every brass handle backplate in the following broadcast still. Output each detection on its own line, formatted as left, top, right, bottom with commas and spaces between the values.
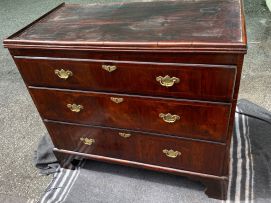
102, 65, 117, 72
163, 149, 181, 158
110, 97, 124, 104
156, 75, 180, 87
80, 137, 95, 145
159, 113, 180, 123
55, 69, 73, 79
119, 132, 131, 138
67, 104, 84, 112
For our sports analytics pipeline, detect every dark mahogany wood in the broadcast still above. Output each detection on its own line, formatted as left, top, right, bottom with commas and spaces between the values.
15, 57, 236, 101
45, 121, 226, 176
3, 1, 246, 53
11, 49, 239, 65
221, 55, 246, 176
204, 179, 228, 200
11, 1, 244, 43
195, 176, 228, 200
29, 87, 231, 142
3, 0, 247, 200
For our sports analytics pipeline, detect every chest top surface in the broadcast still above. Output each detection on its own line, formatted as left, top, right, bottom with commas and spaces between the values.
4, 0, 247, 52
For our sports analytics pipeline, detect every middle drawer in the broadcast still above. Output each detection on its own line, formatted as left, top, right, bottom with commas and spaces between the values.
30, 88, 231, 142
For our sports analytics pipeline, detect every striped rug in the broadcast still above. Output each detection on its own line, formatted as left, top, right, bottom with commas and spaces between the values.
39, 100, 271, 203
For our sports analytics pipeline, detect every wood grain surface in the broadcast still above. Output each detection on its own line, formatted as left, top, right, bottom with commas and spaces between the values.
15, 57, 236, 101
3, 1, 246, 52
45, 121, 226, 176
29, 87, 231, 142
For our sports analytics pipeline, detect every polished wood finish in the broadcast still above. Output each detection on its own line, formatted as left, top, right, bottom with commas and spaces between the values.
53, 148, 228, 184
4, 1, 247, 200
15, 57, 236, 101
11, 49, 239, 65
3, 1, 246, 53
45, 121, 226, 175
29, 87, 231, 142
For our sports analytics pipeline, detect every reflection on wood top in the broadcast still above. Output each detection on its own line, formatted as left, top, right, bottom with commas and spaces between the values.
4, 0, 247, 52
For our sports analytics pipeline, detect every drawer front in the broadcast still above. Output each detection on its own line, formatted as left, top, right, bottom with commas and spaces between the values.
45, 121, 226, 176
16, 58, 236, 101
30, 88, 231, 142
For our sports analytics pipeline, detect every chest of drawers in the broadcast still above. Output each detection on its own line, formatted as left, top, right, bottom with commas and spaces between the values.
4, 0, 247, 200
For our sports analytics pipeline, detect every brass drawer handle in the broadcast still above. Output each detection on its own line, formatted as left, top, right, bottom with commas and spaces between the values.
102, 65, 117, 72
54, 69, 73, 79
159, 113, 180, 123
163, 149, 181, 158
67, 104, 84, 112
156, 75, 180, 87
119, 132, 131, 138
110, 97, 124, 104
80, 137, 95, 145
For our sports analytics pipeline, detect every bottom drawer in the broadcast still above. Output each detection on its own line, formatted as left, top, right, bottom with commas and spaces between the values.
45, 121, 226, 176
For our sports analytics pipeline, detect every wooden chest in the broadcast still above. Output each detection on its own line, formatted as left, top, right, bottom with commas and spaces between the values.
3, 1, 247, 200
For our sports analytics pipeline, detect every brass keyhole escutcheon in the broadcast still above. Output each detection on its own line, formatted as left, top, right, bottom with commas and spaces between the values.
102, 65, 117, 72
110, 97, 124, 104
119, 132, 131, 138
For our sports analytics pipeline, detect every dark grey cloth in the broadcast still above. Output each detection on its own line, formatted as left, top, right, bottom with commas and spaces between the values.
238, 99, 271, 201
37, 100, 271, 202
237, 99, 271, 124
33, 133, 58, 175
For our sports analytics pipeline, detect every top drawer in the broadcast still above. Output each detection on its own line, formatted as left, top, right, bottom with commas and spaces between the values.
14, 57, 236, 101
